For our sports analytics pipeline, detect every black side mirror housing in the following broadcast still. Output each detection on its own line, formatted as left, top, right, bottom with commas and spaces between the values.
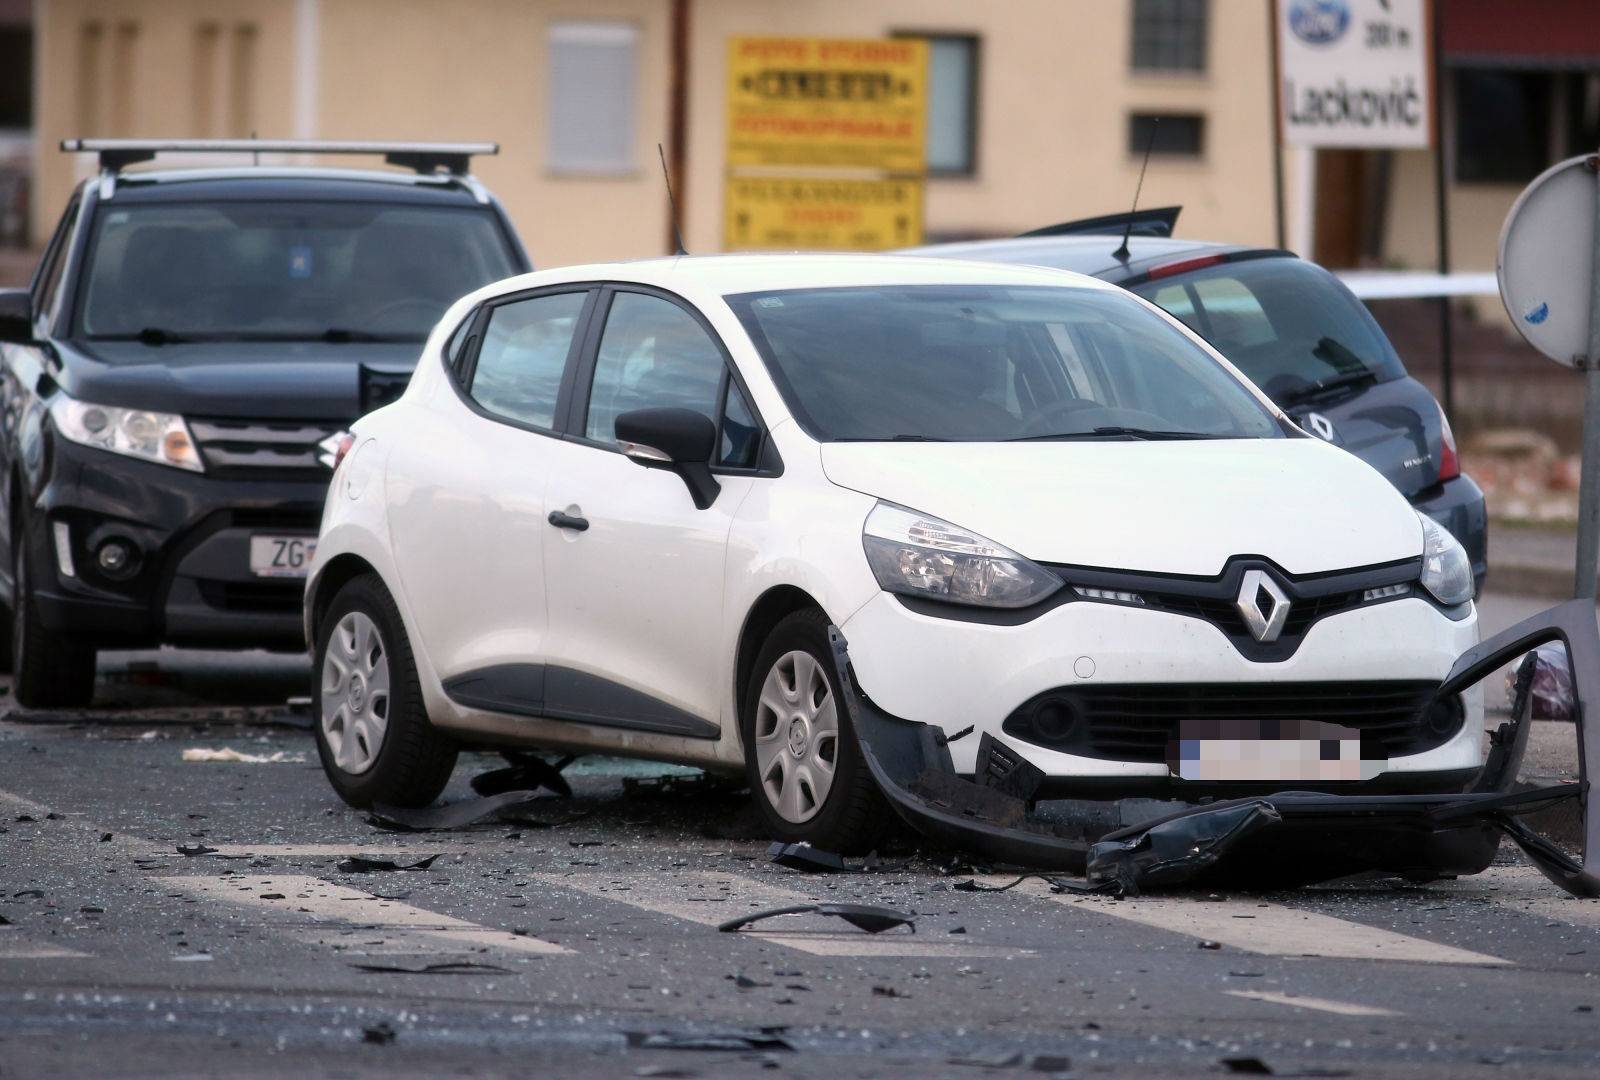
0, 288, 33, 344
614, 407, 721, 509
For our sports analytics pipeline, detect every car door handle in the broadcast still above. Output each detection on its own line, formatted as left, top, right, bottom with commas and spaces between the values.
547, 510, 589, 532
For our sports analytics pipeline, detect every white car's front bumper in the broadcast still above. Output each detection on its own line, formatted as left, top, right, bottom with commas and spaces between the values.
840, 591, 1481, 785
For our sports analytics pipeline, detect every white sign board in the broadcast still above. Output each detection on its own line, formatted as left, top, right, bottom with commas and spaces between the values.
1277, 0, 1431, 149
1498, 155, 1598, 369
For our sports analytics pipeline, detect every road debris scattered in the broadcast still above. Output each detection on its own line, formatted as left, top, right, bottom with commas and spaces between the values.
348, 960, 511, 975
181, 748, 307, 764
717, 903, 915, 935
336, 854, 442, 873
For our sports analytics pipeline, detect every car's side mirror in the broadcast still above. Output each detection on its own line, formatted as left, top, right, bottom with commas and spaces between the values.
615, 407, 721, 509
0, 289, 33, 344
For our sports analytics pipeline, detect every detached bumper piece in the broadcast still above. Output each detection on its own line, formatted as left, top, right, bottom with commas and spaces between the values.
829, 599, 1599, 897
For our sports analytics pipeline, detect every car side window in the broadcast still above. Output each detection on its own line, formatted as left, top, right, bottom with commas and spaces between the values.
34, 199, 79, 324
583, 292, 725, 445
468, 291, 588, 430
719, 381, 760, 468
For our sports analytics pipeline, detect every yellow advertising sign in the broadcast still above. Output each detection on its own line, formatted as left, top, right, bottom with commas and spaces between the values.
726, 36, 928, 171
725, 176, 923, 252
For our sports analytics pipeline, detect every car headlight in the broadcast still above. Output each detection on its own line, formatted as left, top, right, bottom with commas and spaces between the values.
49, 396, 203, 472
862, 502, 1062, 609
1417, 512, 1472, 606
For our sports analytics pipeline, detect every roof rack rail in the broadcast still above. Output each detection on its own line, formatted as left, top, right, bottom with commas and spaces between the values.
60, 138, 498, 176
1018, 206, 1182, 240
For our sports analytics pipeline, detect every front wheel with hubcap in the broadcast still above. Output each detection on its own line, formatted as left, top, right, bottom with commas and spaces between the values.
314, 573, 456, 808
742, 609, 888, 853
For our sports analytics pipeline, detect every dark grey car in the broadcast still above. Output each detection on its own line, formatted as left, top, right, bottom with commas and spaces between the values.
907, 212, 1488, 594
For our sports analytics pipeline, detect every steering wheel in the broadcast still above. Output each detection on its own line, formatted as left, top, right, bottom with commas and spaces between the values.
1017, 398, 1101, 436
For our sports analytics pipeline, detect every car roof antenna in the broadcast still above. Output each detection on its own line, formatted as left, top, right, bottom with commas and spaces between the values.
1113, 118, 1158, 264
658, 143, 688, 257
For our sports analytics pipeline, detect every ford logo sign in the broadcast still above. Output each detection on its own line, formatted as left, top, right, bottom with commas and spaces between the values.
1288, 0, 1351, 46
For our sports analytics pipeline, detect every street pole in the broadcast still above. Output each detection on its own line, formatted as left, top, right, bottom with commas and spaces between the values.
1575, 151, 1600, 601
1267, 0, 1286, 250
1430, 0, 1455, 420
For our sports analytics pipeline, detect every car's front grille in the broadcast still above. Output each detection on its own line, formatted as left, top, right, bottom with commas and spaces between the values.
196, 579, 304, 614
1145, 589, 1364, 639
1002, 681, 1459, 763
190, 419, 344, 477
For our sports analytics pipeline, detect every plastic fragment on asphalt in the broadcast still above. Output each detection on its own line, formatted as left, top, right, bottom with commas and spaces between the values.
348, 960, 511, 975
1219, 1057, 1274, 1075
362, 1022, 397, 1044
470, 751, 574, 799
717, 902, 915, 935
624, 1029, 794, 1052
336, 854, 441, 873
767, 841, 853, 873
181, 748, 307, 764
367, 790, 550, 831
175, 844, 218, 856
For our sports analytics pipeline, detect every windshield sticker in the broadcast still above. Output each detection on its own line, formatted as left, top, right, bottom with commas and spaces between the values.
288, 245, 314, 279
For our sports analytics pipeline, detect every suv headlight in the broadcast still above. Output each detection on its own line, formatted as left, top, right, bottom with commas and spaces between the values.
863, 502, 1062, 609
1417, 512, 1472, 606
50, 396, 203, 472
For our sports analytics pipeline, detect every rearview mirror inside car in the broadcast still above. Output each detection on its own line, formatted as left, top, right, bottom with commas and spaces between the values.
615, 407, 721, 510
0, 288, 33, 344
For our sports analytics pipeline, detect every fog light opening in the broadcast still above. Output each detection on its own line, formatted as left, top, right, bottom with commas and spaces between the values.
1032, 699, 1078, 742
95, 538, 139, 580
1425, 695, 1465, 739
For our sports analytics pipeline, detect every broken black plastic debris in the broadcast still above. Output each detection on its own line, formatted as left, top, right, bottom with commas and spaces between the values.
768, 841, 852, 873
717, 903, 915, 935
361, 1022, 397, 1044
175, 844, 219, 856
471, 751, 575, 799
625, 1028, 794, 1052
337, 854, 441, 873
349, 960, 511, 975
1220, 1057, 1274, 1075
368, 790, 548, 832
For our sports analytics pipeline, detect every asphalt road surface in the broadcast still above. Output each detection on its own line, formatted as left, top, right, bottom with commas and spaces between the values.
1, 592, 1597, 1079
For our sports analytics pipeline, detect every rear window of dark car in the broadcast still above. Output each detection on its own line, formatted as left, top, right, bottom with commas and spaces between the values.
1132, 257, 1405, 398
75, 200, 519, 344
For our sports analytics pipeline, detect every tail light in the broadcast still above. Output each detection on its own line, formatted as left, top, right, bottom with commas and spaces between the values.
1437, 404, 1460, 483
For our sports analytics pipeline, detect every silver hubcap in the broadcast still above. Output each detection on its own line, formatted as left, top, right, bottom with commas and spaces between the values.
320, 611, 391, 775
754, 650, 838, 823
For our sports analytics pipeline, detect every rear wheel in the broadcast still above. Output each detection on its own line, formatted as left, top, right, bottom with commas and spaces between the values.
741, 609, 887, 853
12, 536, 95, 709
313, 573, 456, 808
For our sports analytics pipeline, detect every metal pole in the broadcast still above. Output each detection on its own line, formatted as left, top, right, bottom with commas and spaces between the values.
1430, 0, 1455, 420
1575, 153, 1600, 601
1267, 0, 1286, 249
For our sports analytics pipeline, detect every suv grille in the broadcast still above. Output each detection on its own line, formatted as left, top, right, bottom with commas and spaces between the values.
1002, 681, 1460, 763
197, 580, 304, 614
190, 419, 343, 477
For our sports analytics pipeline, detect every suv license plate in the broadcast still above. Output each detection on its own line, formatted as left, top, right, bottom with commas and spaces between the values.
249, 535, 316, 579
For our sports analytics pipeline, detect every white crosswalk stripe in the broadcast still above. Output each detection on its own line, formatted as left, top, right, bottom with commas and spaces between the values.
1227, 990, 1402, 1017
161, 874, 570, 956
986, 877, 1510, 966
0, 934, 90, 960
1450, 865, 1600, 930
534, 869, 1031, 958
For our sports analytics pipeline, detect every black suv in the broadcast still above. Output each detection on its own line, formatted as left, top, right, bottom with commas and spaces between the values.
0, 140, 529, 707
909, 207, 1488, 595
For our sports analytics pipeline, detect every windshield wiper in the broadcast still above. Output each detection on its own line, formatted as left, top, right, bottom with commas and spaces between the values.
87, 327, 195, 345
835, 434, 953, 442
319, 328, 414, 343
1010, 426, 1228, 442
1276, 339, 1381, 405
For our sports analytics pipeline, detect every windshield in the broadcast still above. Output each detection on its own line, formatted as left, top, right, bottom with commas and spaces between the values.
1132, 257, 1405, 402
726, 284, 1283, 442
76, 201, 519, 343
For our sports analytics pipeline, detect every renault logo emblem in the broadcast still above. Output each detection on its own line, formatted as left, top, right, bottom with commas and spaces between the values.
1236, 569, 1291, 643
1302, 412, 1336, 442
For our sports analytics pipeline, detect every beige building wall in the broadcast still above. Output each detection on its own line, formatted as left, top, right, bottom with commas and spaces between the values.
30, 0, 1317, 268
685, 0, 1283, 253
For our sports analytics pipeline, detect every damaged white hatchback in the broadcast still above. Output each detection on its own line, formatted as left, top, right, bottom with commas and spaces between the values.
303, 254, 1479, 853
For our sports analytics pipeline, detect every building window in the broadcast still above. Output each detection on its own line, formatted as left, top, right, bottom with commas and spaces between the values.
1131, 0, 1208, 73
925, 35, 979, 175
1128, 112, 1204, 157
547, 20, 638, 176
0, 26, 31, 131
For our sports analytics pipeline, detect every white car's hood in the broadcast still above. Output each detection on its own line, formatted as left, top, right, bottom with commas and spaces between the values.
819, 438, 1423, 576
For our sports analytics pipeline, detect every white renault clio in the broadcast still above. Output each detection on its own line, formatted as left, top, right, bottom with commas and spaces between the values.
304, 254, 1480, 852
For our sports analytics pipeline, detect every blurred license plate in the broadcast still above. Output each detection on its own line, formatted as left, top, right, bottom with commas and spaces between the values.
1173, 719, 1379, 782
249, 535, 316, 578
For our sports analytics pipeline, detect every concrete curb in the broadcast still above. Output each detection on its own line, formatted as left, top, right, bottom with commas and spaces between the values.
1486, 563, 1574, 600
